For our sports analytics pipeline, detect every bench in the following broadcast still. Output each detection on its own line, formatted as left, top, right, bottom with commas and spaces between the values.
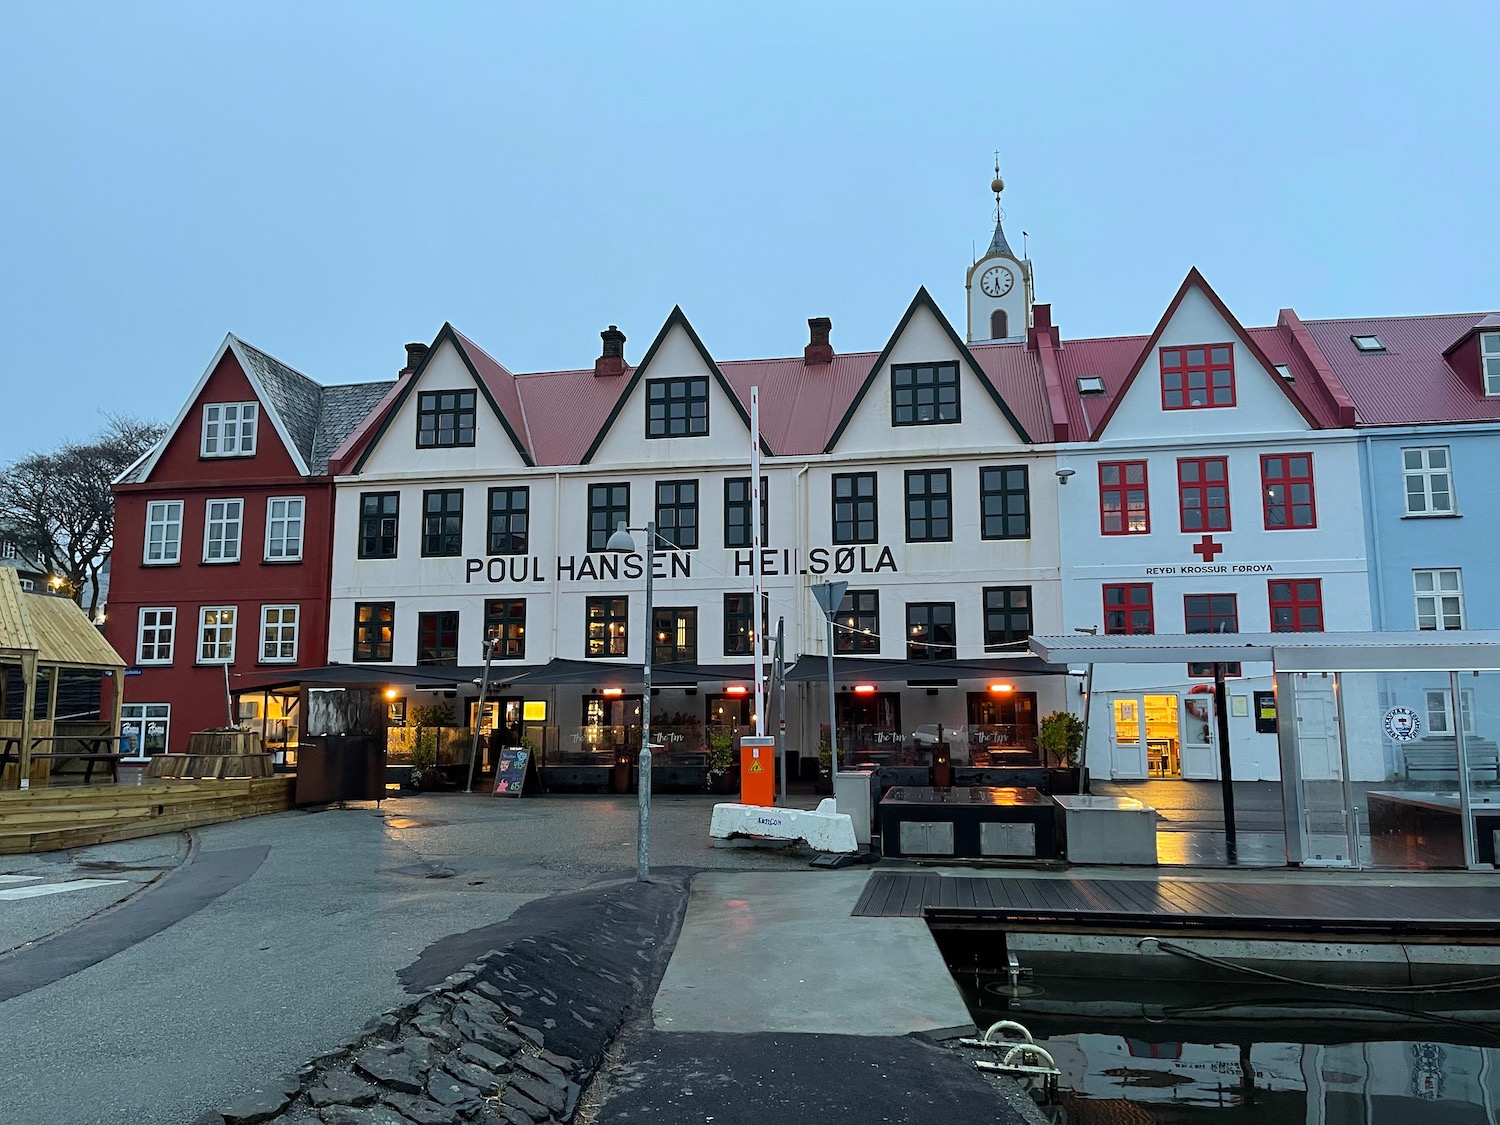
1402, 738, 1500, 783
0, 735, 126, 784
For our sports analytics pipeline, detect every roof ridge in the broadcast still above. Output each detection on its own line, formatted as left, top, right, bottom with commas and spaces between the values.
1303, 311, 1497, 325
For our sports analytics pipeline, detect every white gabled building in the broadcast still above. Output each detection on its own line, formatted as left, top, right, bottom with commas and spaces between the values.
1051, 269, 1372, 781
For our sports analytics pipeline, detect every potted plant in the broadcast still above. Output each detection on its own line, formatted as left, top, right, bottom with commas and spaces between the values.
404, 703, 455, 790
815, 738, 833, 794
1037, 710, 1086, 795
706, 729, 737, 794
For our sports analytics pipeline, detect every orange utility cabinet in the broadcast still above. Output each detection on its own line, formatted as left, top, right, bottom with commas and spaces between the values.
739, 737, 776, 806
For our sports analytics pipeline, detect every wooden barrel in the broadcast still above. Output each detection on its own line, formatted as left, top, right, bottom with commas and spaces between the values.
185, 729, 263, 756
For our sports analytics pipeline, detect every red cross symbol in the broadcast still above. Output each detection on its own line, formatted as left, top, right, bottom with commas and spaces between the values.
1192, 535, 1223, 562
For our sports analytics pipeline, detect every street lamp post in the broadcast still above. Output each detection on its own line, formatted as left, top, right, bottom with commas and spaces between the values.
810, 581, 848, 782
606, 519, 657, 881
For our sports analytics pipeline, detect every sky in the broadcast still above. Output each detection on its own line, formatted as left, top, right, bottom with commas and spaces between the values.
2, 1, 1497, 456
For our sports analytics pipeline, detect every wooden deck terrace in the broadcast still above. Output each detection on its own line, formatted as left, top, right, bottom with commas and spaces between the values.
0, 776, 294, 854
854, 871, 1500, 942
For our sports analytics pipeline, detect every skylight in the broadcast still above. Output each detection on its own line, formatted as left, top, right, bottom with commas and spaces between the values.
1351, 334, 1385, 352
1274, 364, 1294, 383
1076, 375, 1106, 395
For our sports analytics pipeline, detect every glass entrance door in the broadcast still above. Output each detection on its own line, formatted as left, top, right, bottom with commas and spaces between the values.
1110, 694, 1180, 779
1180, 692, 1220, 780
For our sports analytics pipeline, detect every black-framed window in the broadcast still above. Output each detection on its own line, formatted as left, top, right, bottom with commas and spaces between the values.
487, 487, 529, 555
416, 389, 476, 448
907, 602, 956, 661
655, 480, 699, 549
484, 598, 527, 660
892, 362, 960, 426
724, 476, 769, 548
980, 465, 1030, 540
421, 490, 464, 556
983, 586, 1032, 651
646, 377, 709, 438
653, 607, 698, 664
416, 611, 459, 666
586, 596, 628, 658
723, 592, 769, 656
835, 590, 880, 655
905, 470, 952, 542
358, 492, 399, 559
832, 473, 878, 544
352, 602, 394, 662
588, 482, 630, 552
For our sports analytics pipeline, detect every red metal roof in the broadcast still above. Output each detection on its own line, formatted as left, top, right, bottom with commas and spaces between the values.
1305, 313, 1500, 425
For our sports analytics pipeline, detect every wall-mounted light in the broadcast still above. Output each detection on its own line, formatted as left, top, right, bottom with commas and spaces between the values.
1055, 468, 1076, 485
725, 685, 748, 696
853, 684, 877, 695
988, 683, 1015, 694
601, 687, 624, 697
384, 687, 399, 701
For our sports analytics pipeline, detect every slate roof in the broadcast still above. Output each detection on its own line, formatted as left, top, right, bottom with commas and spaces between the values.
311, 381, 395, 471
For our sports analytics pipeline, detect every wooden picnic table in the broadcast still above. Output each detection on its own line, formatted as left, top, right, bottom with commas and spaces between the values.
0, 734, 127, 784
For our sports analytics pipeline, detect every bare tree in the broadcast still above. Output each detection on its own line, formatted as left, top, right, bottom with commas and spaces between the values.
0, 414, 166, 618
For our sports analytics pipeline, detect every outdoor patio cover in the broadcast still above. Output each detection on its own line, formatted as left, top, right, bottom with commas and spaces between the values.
782, 654, 1068, 683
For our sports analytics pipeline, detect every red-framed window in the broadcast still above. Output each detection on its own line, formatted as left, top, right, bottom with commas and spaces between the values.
1178, 457, 1230, 532
1185, 592, 1240, 676
1269, 579, 1324, 632
1161, 344, 1235, 409
1099, 461, 1150, 535
1261, 453, 1316, 529
1103, 584, 1154, 635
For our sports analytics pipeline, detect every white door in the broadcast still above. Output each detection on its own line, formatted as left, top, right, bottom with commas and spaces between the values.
1180, 694, 1221, 780
1108, 696, 1148, 779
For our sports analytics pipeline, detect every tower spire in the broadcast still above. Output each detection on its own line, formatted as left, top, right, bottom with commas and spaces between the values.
986, 152, 1014, 258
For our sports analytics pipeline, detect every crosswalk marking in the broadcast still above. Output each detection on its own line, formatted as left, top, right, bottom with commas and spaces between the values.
0, 877, 128, 901
0, 875, 41, 886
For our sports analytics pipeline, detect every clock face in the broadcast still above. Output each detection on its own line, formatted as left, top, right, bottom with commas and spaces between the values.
980, 265, 1014, 298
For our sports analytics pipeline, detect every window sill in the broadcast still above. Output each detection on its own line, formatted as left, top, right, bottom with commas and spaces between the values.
135, 662, 172, 668
1401, 513, 1461, 520
201, 559, 241, 566
198, 453, 256, 460
142, 561, 182, 567
261, 558, 304, 565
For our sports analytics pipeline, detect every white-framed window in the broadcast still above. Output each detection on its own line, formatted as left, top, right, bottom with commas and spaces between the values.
1, 540, 16, 559
1402, 447, 1455, 516
18, 578, 33, 591
120, 703, 171, 756
1482, 332, 1500, 396
201, 402, 259, 457
265, 496, 305, 562
204, 499, 243, 563
259, 605, 299, 663
144, 500, 184, 564
198, 606, 237, 663
137, 607, 176, 664
1414, 569, 1465, 631
1425, 688, 1476, 737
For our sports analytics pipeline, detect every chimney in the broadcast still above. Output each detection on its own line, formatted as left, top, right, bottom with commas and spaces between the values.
595, 325, 627, 377
400, 342, 429, 376
1026, 304, 1059, 350
804, 317, 833, 366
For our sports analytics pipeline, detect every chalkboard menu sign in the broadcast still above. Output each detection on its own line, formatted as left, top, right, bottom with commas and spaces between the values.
492, 746, 533, 797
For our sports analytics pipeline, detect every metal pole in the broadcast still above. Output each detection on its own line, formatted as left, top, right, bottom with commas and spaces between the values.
827, 617, 838, 781
1214, 663, 1238, 865
639, 521, 654, 881
751, 387, 765, 738
1453, 670, 1479, 869
465, 637, 497, 793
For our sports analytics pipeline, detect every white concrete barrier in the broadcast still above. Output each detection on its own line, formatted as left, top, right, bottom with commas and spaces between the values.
708, 798, 858, 853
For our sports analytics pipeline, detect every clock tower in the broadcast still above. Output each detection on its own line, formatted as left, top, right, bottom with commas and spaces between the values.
965, 161, 1034, 342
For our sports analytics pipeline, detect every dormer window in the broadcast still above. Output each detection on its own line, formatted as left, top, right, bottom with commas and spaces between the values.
1352, 334, 1385, 353
1076, 376, 1106, 395
892, 362, 960, 425
201, 402, 258, 457
646, 378, 709, 438
1160, 345, 1235, 410
1482, 332, 1500, 396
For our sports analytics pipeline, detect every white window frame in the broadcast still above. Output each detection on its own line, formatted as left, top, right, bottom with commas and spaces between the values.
1482, 332, 1500, 397
1424, 688, 1476, 737
18, 578, 33, 592
1402, 446, 1456, 516
204, 498, 244, 563
259, 605, 299, 664
201, 402, 259, 457
198, 606, 237, 664
264, 496, 305, 562
1413, 569, 1465, 631
137, 607, 176, 665
120, 703, 171, 757
144, 500, 184, 564
1, 541, 16, 559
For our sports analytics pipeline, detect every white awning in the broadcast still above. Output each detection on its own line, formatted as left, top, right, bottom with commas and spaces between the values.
1028, 631, 1500, 673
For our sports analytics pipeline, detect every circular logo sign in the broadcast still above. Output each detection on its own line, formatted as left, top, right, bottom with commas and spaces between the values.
1383, 706, 1422, 742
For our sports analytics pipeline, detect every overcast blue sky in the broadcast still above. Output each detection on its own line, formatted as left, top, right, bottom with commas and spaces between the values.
2, 1, 1497, 455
